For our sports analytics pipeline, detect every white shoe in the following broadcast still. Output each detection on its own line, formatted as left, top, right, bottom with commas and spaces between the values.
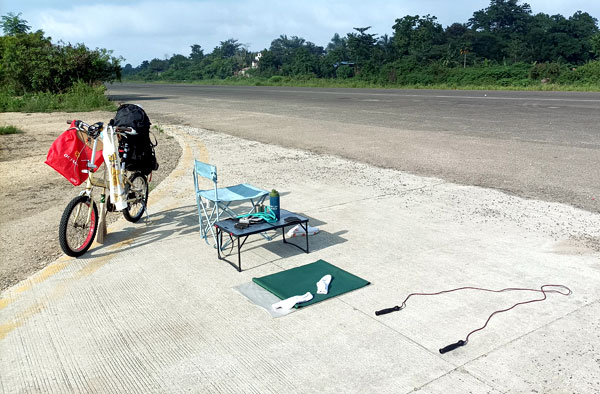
286, 224, 319, 238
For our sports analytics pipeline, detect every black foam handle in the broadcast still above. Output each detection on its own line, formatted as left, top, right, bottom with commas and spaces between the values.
375, 306, 401, 316
439, 340, 466, 354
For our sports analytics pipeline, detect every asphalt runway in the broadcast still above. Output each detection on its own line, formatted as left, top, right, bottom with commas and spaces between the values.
107, 83, 600, 212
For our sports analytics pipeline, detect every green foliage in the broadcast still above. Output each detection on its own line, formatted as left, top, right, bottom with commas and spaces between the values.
393, 15, 445, 62
335, 65, 354, 79
1, 12, 30, 35
153, 71, 599, 91
0, 125, 23, 135
0, 82, 117, 112
347, 26, 377, 73
529, 62, 565, 81
190, 44, 204, 61
469, 0, 532, 34
556, 61, 600, 85
152, 124, 165, 134
0, 23, 122, 95
122, 0, 599, 91
591, 33, 600, 58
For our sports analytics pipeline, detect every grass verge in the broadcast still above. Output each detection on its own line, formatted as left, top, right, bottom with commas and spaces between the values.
0, 125, 23, 135
124, 76, 600, 92
0, 82, 117, 113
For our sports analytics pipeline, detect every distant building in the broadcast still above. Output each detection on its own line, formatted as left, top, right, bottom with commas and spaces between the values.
252, 52, 262, 69
237, 52, 262, 76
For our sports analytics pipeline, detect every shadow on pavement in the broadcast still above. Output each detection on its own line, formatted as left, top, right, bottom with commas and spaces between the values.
83, 205, 198, 259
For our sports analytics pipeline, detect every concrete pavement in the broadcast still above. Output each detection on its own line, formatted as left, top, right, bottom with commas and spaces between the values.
1, 125, 599, 393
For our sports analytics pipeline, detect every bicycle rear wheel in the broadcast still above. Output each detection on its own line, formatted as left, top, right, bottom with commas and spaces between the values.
123, 172, 148, 223
59, 195, 98, 257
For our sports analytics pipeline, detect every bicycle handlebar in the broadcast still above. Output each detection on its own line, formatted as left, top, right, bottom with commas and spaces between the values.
68, 120, 137, 137
67, 120, 90, 130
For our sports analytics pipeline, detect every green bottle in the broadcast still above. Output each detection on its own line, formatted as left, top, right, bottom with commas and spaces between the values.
269, 189, 280, 220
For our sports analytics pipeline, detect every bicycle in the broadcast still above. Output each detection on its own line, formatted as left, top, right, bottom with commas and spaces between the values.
58, 120, 150, 257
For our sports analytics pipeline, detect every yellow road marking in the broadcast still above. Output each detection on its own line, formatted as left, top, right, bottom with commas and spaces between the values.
1, 126, 208, 340
0, 303, 45, 340
0, 257, 71, 310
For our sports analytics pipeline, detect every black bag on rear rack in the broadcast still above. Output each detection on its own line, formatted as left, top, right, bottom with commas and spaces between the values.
113, 104, 159, 176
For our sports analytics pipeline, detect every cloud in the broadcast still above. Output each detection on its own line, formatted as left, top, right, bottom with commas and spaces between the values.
23, 0, 444, 64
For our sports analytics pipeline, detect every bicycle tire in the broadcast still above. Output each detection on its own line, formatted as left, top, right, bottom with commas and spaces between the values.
59, 195, 98, 257
123, 172, 148, 223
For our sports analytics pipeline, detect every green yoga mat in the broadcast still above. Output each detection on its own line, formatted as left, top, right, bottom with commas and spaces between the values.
252, 259, 370, 308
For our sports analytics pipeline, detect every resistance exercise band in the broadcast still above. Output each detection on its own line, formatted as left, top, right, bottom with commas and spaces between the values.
236, 206, 277, 223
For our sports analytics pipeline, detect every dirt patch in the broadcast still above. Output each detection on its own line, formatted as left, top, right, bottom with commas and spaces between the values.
0, 111, 182, 291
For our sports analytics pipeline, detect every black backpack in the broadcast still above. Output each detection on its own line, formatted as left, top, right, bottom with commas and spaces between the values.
113, 104, 158, 176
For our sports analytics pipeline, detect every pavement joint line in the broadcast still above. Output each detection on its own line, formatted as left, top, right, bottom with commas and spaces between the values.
456, 298, 600, 375
335, 296, 448, 363
334, 297, 498, 393
359, 299, 600, 393
335, 295, 600, 393
406, 363, 502, 394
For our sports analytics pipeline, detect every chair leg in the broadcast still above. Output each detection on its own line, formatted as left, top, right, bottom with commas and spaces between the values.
197, 197, 206, 239
197, 199, 236, 249
198, 198, 218, 245
196, 193, 271, 250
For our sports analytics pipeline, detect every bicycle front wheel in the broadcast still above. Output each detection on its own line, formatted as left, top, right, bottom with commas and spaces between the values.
59, 195, 98, 257
123, 172, 148, 223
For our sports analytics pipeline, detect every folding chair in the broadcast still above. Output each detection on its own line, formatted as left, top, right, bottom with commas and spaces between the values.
193, 159, 269, 247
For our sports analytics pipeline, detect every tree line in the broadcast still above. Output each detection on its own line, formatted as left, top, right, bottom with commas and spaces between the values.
0, 13, 121, 95
124, 0, 600, 86
1, 0, 599, 93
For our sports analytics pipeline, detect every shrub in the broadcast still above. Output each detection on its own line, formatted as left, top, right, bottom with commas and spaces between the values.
571, 60, 600, 84
0, 30, 121, 95
0, 125, 23, 135
0, 82, 116, 112
529, 62, 565, 82
335, 65, 354, 79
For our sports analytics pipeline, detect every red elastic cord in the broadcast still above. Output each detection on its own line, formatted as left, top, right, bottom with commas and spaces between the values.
397, 285, 572, 343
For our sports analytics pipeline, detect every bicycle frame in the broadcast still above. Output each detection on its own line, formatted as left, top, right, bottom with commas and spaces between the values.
76, 124, 139, 224
59, 120, 150, 256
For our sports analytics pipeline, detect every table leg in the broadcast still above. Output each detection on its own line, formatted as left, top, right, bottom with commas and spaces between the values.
237, 236, 242, 272
282, 221, 310, 254
217, 227, 222, 259
305, 223, 309, 253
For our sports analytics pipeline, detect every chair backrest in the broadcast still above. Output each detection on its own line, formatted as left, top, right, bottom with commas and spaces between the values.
193, 159, 220, 201
194, 160, 218, 183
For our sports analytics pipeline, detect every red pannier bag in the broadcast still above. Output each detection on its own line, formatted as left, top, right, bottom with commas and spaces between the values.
45, 121, 104, 186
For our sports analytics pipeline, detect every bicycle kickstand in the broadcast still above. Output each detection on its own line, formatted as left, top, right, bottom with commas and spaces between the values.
142, 202, 151, 224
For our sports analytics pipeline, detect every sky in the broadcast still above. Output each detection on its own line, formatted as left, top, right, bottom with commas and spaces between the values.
1, 0, 598, 66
